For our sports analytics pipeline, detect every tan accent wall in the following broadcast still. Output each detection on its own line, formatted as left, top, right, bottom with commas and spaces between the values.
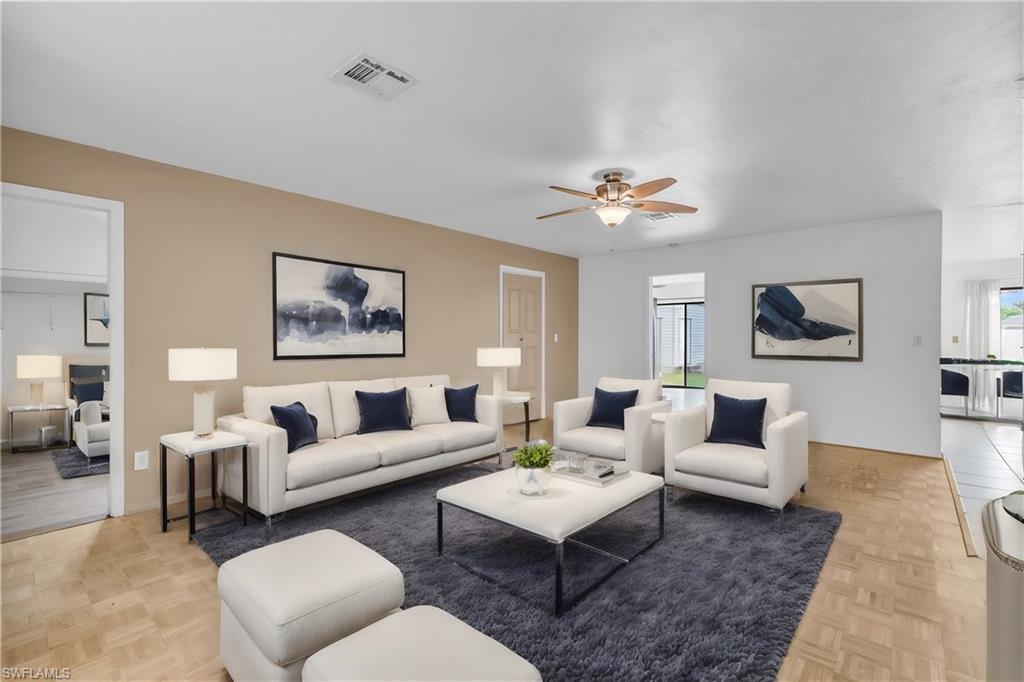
1, 127, 579, 513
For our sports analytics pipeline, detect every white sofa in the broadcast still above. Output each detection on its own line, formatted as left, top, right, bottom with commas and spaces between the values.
216, 375, 501, 518
553, 377, 670, 473
663, 378, 808, 512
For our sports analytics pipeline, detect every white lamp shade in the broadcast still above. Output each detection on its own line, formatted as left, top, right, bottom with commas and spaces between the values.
476, 347, 521, 368
168, 348, 237, 382
16, 355, 63, 380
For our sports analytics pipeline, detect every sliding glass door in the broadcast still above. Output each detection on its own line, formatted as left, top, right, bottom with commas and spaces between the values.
654, 301, 705, 388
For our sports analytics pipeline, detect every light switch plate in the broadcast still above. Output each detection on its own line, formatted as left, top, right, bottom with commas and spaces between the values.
134, 450, 149, 471
554, 333, 559, 343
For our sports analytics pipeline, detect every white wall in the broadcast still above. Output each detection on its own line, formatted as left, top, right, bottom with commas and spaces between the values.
940, 257, 1022, 358
1, 196, 108, 282
579, 212, 942, 457
1, 277, 109, 447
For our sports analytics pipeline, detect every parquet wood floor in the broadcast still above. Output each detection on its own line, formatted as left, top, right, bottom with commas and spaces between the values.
1, 424, 986, 681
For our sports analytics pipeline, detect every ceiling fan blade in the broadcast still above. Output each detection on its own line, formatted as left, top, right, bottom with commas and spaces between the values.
625, 177, 676, 199
626, 200, 698, 214
549, 185, 600, 200
535, 205, 595, 220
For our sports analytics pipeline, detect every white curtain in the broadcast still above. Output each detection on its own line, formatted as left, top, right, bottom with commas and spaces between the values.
962, 279, 1001, 360
962, 279, 1001, 413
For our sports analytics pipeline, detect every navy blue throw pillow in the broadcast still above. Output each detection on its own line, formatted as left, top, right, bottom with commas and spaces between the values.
586, 387, 639, 430
73, 380, 104, 404
706, 394, 767, 449
270, 402, 319, 453
444, 385, 478, 422
356, 388, 412, 434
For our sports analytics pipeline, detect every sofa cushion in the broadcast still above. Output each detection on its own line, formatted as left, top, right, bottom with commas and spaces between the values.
86, 422, 110, 442
218, 530, 404, 667
344, 430, 443, 466
302, 606, 542, 682
271, 402, 320, 454
415, 422, 496, 451
356, 388, 412, 434
244, 382, 335, 441
598, 377, 662, 406
408, 386, 450, 427
586, 387, 638, 430
444, 384, 479, 422
286, 440, 381, 490
673, 442, 769, 487
706, 394, 767, 449
394, 374, 451, 390
328, 379, 397, 438
557, 426, 626, 460
705, 378, 791, 439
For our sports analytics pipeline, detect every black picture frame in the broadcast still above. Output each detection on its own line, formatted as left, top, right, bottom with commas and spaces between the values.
83, 292, 111, 347
751, 278, 863, 361
272, 251, 406, 360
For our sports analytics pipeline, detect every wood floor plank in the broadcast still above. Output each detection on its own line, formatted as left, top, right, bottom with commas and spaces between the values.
0, 421, 986, 681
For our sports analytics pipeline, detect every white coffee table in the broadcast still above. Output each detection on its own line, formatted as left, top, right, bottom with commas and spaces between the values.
436, 468, 665, 615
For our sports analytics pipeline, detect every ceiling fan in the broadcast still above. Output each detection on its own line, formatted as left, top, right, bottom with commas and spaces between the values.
536, 171, 698, 228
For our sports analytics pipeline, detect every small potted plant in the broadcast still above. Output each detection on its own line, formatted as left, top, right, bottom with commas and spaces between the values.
512, 440, 554, 496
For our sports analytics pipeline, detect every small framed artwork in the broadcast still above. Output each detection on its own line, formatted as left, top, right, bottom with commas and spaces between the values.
83, 292, 111, 347
752, 278, 862, 361
273, 252, 406, 360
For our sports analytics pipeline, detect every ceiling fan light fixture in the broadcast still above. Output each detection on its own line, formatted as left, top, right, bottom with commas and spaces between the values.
596, 204, 632, 228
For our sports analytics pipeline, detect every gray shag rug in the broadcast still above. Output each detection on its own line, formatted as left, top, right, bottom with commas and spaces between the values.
195, 463, 841, 681
51, 446, 109, 478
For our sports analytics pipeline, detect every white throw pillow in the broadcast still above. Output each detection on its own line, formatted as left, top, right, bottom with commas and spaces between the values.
408, 386, 450, 427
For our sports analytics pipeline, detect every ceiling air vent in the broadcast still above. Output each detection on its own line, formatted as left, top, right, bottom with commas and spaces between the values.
644, 212, 678, 223
330, 52, 418, 101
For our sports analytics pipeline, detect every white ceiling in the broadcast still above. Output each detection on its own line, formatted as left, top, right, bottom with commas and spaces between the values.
2, 2, 1021, 258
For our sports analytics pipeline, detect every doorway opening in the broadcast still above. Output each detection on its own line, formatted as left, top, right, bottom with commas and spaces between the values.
650, 273, 706, 411
499, 266, 545, 424
1, 183, 125, 541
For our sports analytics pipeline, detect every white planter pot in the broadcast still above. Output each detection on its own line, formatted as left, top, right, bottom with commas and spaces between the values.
515, 466, 552, 496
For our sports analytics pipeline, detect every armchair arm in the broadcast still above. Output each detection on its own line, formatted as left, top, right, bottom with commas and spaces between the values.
553, 397, 594, 446
766, 411, 808, 509
217, 414, 288, 517
623, 400, 671, 473
475, 394, 503, 450
663, 406, 706, 486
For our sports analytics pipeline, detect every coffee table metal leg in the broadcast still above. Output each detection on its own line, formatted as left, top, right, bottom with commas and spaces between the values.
524, 402, 530, 443
554, 541, 564, 616
437, 501, 444, 555
659, 486, 666, 538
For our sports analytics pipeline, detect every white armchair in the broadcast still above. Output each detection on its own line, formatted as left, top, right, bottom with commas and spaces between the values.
663, 378, 808, 513
73, 401, 110, 460
553, 377, 670, 473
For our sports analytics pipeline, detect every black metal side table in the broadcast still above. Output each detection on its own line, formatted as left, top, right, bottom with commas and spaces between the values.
159, 430, 249, 541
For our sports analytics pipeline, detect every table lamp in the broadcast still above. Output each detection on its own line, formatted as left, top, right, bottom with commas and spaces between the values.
168, 348, 237, 438
16, 355, 63, 407
476, 347, 522, 396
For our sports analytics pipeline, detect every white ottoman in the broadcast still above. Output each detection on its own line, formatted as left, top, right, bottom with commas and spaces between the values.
219, 530, 404, 682
302, 605, 541, 681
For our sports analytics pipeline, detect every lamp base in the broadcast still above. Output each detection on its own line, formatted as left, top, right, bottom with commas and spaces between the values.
492, 370, 507, 397
30, 382, 44, 407
193, 384, 215, 438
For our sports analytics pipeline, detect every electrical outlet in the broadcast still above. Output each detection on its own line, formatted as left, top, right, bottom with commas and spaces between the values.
952, 335, 960, 344
912, 335, 923, 347
134, 450, 149, 471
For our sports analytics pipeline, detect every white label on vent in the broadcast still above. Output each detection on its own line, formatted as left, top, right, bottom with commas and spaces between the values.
330, 52, 418, 101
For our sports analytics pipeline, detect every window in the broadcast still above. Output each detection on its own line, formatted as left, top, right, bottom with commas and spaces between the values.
654, 301, 705, 388
1000, 287, 1023, 361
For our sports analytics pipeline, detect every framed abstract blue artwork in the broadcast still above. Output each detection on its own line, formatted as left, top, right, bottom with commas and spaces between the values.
273, 252, 405, 359
752, 278, 862, 361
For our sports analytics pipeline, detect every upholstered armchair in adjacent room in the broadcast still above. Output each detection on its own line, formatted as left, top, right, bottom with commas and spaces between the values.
663, 378, 808, 514
553, 377, 670, 473
73, 400, 110, 460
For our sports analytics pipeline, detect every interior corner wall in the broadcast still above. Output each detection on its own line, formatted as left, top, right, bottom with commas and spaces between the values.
579, 211, 943, 457
0, 127, 579, 513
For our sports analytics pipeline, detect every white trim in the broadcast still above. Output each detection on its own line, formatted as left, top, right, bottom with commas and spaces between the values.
0, 268, 108, 284
2, 183, 126, 517
498, 265, 546, 420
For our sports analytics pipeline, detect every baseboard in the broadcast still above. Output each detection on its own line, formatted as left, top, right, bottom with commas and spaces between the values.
941, 456, 979, 557
809, 440, 941, 459
126, 487, 213, 515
